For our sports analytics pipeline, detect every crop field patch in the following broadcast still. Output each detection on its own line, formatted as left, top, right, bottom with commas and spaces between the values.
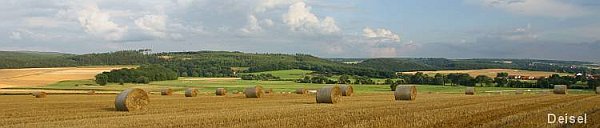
0, 66, 133, 88
0, 93, 598, 128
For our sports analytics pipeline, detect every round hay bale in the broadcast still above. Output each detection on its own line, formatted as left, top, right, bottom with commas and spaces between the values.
87, 90, 96, 95
596, 87, 599, 94
553, 85, 567, 94
340, 85, 354, 96
216, 88, 227, 96
295, 88, 308, 94
394, 85, 417, 100
115, 88, 149, 111
161, 88, 173, 96
32, 91, 47, 98
264, 88, 273, 94
185, 88, 198, 97
515, 89, 524, 95
465, 87, 475, 95
244, 86, 264, 98
316, 85, 341, 104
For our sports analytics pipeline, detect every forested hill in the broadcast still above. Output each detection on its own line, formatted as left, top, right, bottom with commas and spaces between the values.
0, 50, 598, 77
0, 50, 393, 78
156, 51, 393, 78
332, 58, 596, 74
0, 51, 77, 68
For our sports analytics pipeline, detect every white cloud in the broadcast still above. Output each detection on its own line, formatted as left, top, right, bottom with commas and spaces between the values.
261, 19, 274, 27
255, 0, 299, 12
240, 15, 263, 33
362, 27, 400, 42
471, 0, 587, 18
77, 3, 128, 41
283, 2, 340, 34
135, 14, 168, 39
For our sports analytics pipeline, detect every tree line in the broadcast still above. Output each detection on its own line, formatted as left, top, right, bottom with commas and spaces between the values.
295, 74, 375, 85
390, 72, 600, 89
95, 64, 178, 85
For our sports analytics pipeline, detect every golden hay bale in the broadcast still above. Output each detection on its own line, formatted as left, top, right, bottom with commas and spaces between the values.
295, 88, 308, 94
264, 88, 273, 94
553, 85, 567, 94
340, 85, 354, 96
316, 85, 341, 104
87, 90, 96, 95
596, 87, 599, 94
32, 91, 47, 98
115, 88, 149, 111
216, 88, 227, 96
515, 89, 524, 95
244, 86, 264, 98
161, 88, 173, 96
185, 88, 198, 97
465, 87, 475, 95
394, 85, 417, 100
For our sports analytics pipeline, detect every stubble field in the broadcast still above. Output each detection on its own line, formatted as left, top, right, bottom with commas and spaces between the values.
1, 93, 599, 128
0, 66, 133, 88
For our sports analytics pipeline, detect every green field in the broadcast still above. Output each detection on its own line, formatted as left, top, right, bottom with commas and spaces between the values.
239, 69, 401, 84
5, 78, 594, 94
239, 69, 313, 79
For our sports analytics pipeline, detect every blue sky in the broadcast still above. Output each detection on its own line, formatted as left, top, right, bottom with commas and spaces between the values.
1, 0, 600, 62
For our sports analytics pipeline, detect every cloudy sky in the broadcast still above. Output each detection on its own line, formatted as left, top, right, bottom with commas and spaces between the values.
2, 0, 600, 62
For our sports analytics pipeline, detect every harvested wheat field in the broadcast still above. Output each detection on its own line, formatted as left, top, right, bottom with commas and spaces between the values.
1, 93, 599, 128
0, 66, 132, 88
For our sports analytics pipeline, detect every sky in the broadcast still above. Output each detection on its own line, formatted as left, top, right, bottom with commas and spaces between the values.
1, 0, 600, 62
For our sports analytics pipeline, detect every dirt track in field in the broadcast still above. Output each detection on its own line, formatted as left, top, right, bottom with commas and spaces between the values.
0, 93, 598, 128
0, 67, 131, 88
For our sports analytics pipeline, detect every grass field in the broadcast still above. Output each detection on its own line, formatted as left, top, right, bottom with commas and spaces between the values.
400, 69, 572, 77
1, 93, 598, 127
240, 69, 313, 79
240, 69, 401, 84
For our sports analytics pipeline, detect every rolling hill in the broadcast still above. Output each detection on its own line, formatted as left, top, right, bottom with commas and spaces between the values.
0, 50, 597, 78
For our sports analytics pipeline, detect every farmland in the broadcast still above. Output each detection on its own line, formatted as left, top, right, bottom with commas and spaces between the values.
0, 60, 597, 127
1, 93, 599, 127
400, 69, 572, 78
0, 66, 133, 88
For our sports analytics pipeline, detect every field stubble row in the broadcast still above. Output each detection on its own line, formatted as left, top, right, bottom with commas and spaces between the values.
0, 93, 599, 128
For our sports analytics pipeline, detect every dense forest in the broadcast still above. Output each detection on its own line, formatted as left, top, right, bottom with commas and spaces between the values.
0, 51, 77, 68
95, 65, 178, 85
